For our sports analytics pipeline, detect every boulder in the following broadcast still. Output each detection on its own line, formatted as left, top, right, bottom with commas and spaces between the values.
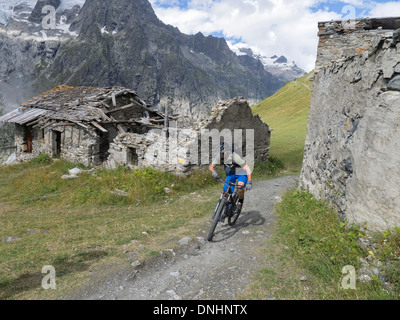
388, 74, 400, 91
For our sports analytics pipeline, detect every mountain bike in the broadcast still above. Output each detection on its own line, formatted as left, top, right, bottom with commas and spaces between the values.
207, 181, 244, 242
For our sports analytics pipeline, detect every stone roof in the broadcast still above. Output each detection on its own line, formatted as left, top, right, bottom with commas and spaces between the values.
22, 86, 127, 109
1, 85, 169, 132
19, 85, 147, 122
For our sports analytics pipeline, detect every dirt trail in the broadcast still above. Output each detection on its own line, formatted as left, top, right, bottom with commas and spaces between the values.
70, 175, 299, 300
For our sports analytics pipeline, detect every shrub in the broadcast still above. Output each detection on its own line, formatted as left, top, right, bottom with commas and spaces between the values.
252, 155, 285, 178
31, 153, 52, 164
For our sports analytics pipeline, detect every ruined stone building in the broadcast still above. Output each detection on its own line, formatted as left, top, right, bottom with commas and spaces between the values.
300, 17, 400, 232
107, 98, 271, 175
0, 85, 171, 166
0, 86, 271, 175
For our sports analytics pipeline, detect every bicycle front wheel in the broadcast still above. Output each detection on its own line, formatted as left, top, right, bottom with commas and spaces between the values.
228, 195, 240, 226
207, 198, 226, 241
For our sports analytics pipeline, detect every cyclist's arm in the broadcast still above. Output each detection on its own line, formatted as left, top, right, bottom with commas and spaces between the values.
209, 164, 217, 174
209, 153, 221, 174
242, 164, 252, 183
232, 153, 252, 183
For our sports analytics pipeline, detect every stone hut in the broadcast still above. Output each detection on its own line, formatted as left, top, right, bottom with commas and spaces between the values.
107, 98, 271, 175
300, 17, 400, 232
0, 85, 170, 166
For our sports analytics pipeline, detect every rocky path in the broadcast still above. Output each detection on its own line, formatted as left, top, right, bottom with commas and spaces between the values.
70, 175, 299, 300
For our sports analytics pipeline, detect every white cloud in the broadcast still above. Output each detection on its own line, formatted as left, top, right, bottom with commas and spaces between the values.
150, 0, 398, 72
151, 0, 342, 72
368, 1, 400, 18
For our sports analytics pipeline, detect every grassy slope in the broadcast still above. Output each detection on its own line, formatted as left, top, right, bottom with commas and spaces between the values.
0, 158, 282, 300
252, 72, 313, 172
242, 190, 400, 300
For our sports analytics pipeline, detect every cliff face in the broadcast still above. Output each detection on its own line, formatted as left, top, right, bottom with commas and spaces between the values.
0, 0, 285, 118
300, 18, 400, 232
0, 32, 61, 111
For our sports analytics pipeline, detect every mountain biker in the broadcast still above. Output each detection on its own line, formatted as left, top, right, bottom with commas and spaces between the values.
208, 142, 253, 216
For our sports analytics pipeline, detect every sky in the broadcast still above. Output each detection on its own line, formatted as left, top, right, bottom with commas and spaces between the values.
149, 0, 400, 72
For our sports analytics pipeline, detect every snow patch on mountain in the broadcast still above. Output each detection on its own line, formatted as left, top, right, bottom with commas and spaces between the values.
0, 0, 85, 38
57, 14, 78, 36
228, 42, 307, 82
57, 0, 85, 12
0, 0, 85, 26
0, 0, 36, 25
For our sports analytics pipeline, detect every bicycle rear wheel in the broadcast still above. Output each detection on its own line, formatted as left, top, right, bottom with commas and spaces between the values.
228, 208, 241, 226
207, 198, 226, 241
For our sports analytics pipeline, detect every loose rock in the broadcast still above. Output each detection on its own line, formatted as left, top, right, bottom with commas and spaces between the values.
178, 237, 192, 246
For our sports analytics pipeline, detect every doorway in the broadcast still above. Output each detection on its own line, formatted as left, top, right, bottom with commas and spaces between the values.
25, 127, 33, 153
53, 131, 61, 157
128, 148, 139, 166
98, 131, 110, 163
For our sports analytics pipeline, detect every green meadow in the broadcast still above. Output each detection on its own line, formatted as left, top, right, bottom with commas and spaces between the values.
253, 72, 313, 171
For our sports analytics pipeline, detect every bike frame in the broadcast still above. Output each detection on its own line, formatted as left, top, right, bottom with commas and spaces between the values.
213, 181, 241, 219
208, 181, 244, 241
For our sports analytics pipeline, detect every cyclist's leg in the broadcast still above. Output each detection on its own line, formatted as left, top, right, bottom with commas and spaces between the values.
223, 174, 237, 193
222, 175, 237, 218
237, 174, 248, 199
234, 175, 248, 213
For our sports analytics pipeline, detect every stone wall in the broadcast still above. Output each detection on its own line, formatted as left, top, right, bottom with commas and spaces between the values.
57, 125, 101, 166
315, 18, 400, 75
106, 130, 197, 175
14, 124, 46, 162
200, 99, 271, 163
14, 124, 100, 166
300, 17, 400, 232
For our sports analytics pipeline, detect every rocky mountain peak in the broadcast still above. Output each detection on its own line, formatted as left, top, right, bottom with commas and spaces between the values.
0, 0, 287, 118
274, 55, 288, 64
70, 0, 161, 36
235, 47, 307, 82
28, 0, 61, 24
